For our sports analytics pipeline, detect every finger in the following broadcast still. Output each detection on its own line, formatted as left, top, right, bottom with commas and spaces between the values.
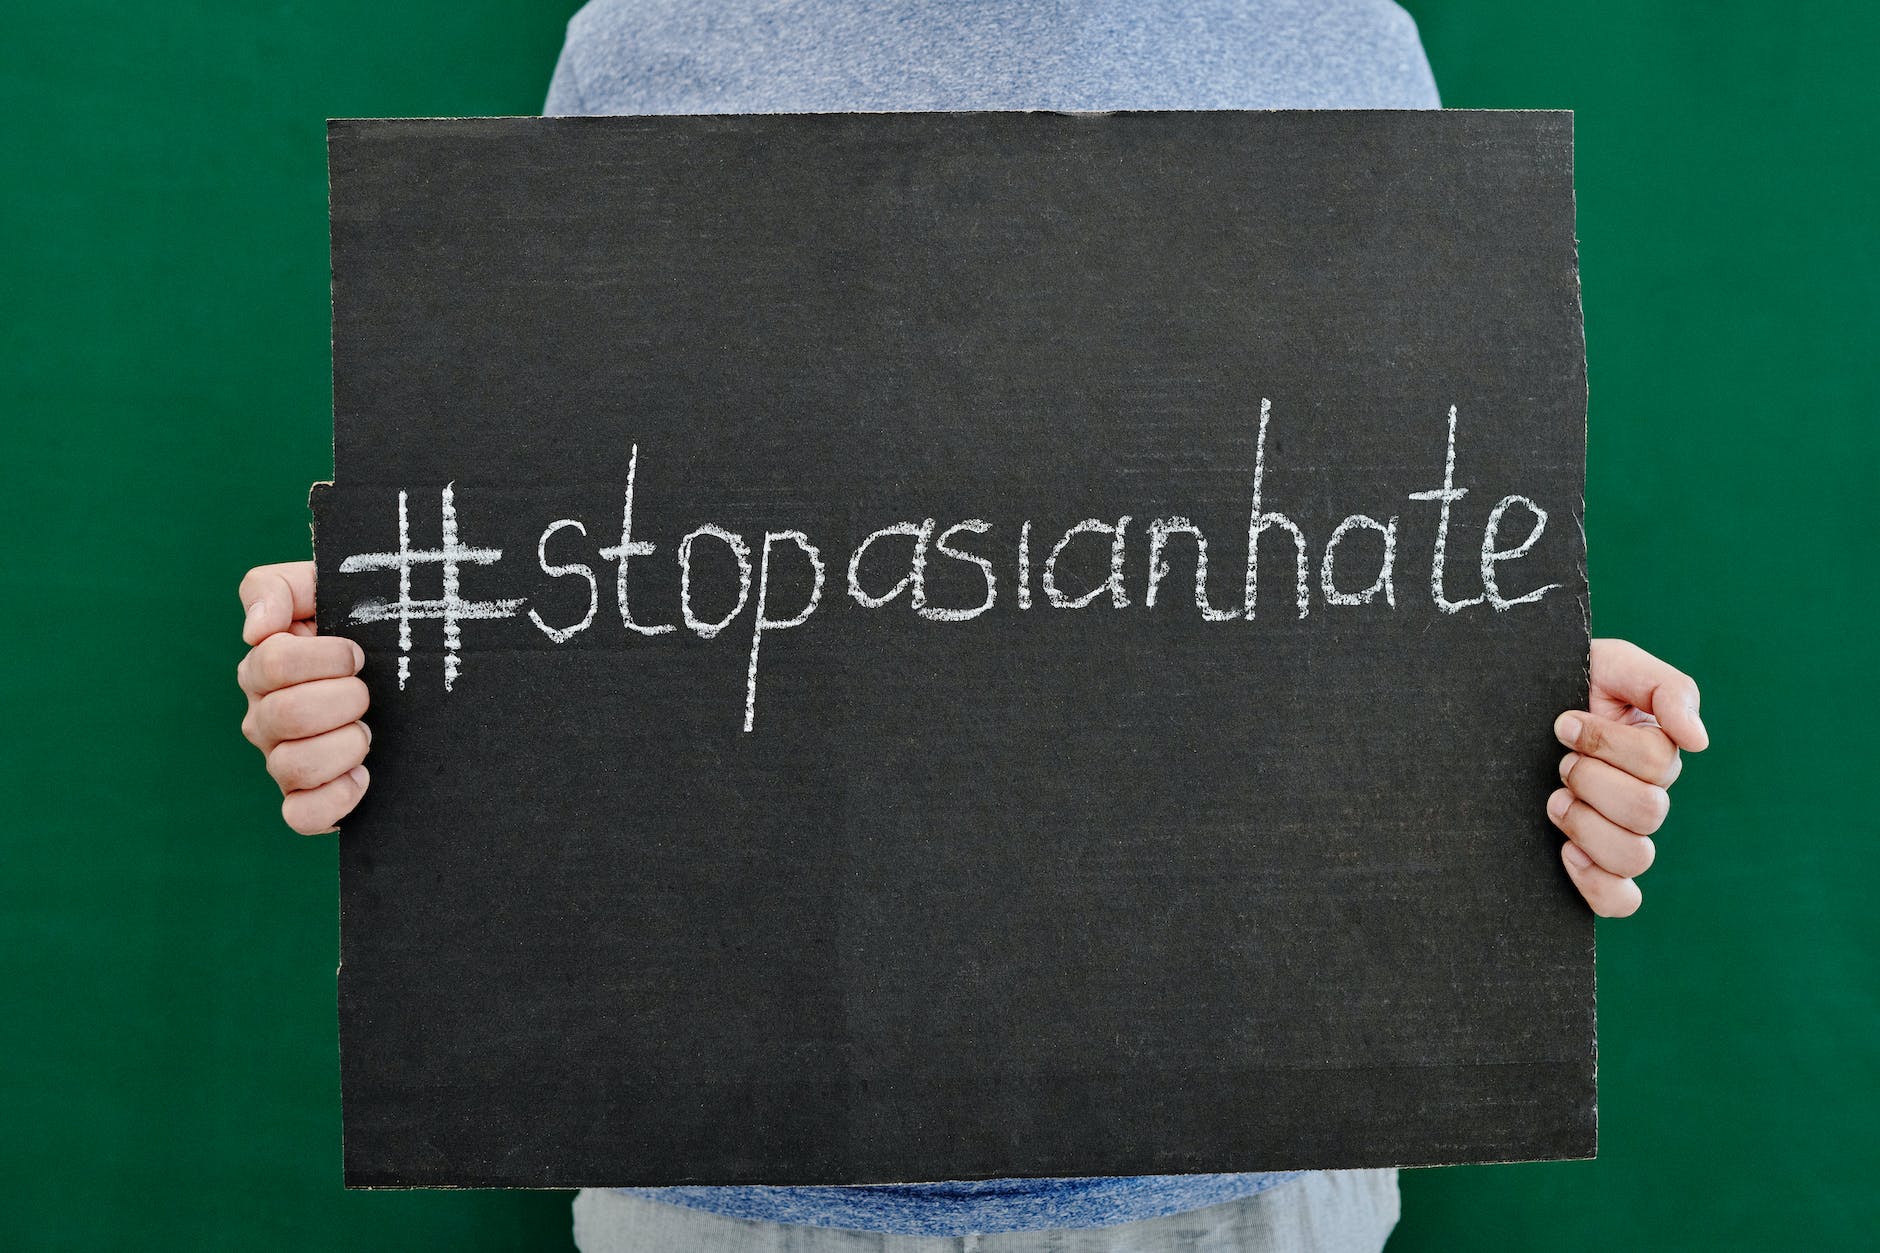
281, 765, 370, 835
1548, 787, 1656, 878
237, 632, 364, 697
1590, 638, 1708, 752
240, 561, 317, 645
244, 676, 369, 750
1560, 840, 1643, 918
1553, 711, 1683, 787
266, 721, 371, 793
1558, 752, 1671, 835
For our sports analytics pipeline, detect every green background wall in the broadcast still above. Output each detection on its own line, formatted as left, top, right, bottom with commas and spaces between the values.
3, 2, 1872, 1247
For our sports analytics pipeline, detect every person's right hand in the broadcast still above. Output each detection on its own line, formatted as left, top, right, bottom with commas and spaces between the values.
237, 560, 372, 834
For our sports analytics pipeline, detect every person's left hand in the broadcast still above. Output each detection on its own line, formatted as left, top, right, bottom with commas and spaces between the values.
1548, 638, 1709, 917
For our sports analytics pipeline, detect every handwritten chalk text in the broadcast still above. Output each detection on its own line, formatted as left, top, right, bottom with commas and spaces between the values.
340, 402, 1563, 729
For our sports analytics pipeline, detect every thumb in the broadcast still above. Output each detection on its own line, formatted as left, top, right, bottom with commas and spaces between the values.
1589, 637, 1708, 752
239, 561, 318, 645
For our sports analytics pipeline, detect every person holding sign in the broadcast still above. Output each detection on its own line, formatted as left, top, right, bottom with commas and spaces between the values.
235, 1, 1709, 1249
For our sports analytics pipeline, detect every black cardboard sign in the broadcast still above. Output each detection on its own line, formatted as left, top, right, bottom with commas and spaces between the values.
317, 110, 1593, 1188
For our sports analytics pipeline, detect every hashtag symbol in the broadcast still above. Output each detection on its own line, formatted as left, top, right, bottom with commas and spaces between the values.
340, 483, 524, 691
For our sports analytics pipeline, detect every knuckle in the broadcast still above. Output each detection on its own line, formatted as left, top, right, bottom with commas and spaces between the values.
1635, 786, 1671, 834
255, 687, 294, 736
281, 794, 329, 836
1617, 835, 1656, 879
1577, 719, 1606, 755
339, 676, 371, 716
254, 634, 295, 690
1560, 798, 1592, 839
262, 686, 313, 738
270, 679, 360, 738
1592, 879, 1642, 918
267, 745, 316, 792
239, 712, 261, 746
1655, 746, 1684, 786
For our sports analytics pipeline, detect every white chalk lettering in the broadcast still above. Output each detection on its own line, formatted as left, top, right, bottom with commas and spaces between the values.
1044, 517, 1132, 609
526, 519, 598, 642
847, 519, 934, 610
1244, 398, 1311, 619
679, 524, 752, 639
598, 444, 674, 636
1017, 520, 1033, 610
338, 404, 1569, 727
1407, 405, 1486, 614
1320, 514, 1399, 608
1146, 517, 1239, 621
923, 520, 998, 622
745, 530, 826, 732
342, 484, 523, 691
1480, 495, 1560, 610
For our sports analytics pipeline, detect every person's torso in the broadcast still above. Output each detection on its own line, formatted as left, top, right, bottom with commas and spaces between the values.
546, 0, 1438, 1235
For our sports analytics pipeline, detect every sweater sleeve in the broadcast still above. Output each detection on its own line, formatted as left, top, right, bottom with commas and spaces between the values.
542, 26, 590, 116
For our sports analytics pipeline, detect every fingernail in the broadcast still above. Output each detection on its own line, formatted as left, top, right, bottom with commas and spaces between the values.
348, 765, 369, 790
1688, 701, 1709, 745
350, 641, 365, 671
1553, 713, 1583, 747
1562, 842, 1592, 870
1558, 752, 1580, 782
1547, 788, 1572, 821
361, 721, 372, 745
244, 600, 266, 632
